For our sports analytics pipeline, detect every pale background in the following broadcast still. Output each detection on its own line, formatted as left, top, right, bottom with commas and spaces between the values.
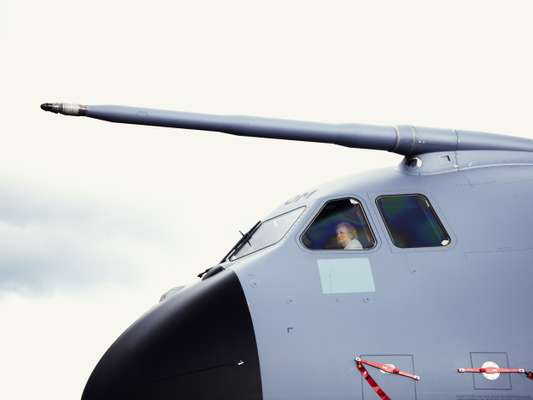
2, 1, 533, 398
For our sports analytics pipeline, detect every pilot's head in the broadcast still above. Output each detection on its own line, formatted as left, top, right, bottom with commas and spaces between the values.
336, 222, 357, 249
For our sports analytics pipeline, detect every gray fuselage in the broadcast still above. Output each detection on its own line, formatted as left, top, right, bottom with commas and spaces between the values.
228, 150, 533, 399
42, 103, 533, 399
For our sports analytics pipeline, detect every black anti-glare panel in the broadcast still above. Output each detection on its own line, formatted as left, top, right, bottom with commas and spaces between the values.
82, 269, 262, 400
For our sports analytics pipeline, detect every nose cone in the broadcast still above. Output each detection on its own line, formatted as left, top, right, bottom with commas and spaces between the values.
82, 269, 262, 400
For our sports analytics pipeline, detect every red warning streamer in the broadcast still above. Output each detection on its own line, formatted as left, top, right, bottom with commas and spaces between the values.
355, 357, 420, 400
458, 367, 533, 380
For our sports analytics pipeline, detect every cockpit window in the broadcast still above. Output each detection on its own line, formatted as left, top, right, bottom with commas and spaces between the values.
230, 207, 305, 260
301, 198, 376, 250
376, 194, 450, 248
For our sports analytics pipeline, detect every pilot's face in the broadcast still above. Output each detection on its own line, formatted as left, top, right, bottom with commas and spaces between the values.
336, 226, 352, 248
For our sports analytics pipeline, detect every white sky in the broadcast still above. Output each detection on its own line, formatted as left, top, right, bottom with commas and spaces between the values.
3, 1, 533, 398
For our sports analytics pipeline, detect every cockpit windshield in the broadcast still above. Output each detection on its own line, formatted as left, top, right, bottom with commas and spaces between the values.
301, 198, 376, 250
229, 207, 305, 261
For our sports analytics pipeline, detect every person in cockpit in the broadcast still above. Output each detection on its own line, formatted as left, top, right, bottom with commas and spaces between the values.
335, 222, 363, 250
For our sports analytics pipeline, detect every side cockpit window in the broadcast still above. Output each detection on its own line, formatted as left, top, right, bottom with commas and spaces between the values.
376, 194, 450, 248
302, 198, 376, 250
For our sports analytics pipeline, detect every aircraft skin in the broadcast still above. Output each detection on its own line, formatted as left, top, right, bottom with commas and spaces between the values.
41, 103, 533, 399
234, 151, 533, 400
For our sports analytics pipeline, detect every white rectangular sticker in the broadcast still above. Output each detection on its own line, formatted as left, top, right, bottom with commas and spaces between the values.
317, 258, 376, 294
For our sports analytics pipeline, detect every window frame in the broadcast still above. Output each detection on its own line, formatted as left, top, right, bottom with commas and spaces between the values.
298, 196, 378, 253
230, 206, 306, 261
375, 193, 452, 249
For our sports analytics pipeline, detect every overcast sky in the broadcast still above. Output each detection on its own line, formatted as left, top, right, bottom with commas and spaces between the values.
3, 1, 533, 399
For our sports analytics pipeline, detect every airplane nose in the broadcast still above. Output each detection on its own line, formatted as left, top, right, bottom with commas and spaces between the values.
81, 269, 262, 400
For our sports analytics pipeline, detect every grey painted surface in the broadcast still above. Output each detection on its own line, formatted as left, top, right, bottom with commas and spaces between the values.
228, 151, 533, 399
42, 104, 533, 399
317, 258, 376, 294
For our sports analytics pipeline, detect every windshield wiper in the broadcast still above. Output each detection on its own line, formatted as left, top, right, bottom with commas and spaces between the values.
220, 221, 261, 263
